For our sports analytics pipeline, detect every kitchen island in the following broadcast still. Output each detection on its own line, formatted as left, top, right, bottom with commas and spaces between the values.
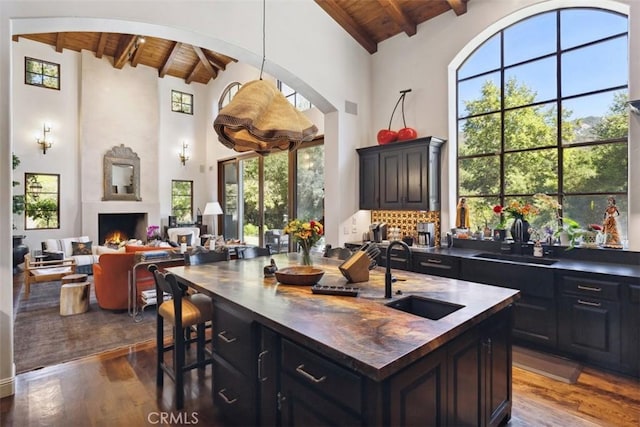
166, 253, 520, 426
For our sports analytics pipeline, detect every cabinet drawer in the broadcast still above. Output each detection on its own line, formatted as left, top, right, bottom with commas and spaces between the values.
213, 355, 256, 426
213, 303, 254, 374
281, 339, 362, 414
412, 253, 459, 278
561, 276, 619, 301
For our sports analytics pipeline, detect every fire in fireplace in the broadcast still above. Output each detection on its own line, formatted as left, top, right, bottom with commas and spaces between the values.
98, 213, 147, 246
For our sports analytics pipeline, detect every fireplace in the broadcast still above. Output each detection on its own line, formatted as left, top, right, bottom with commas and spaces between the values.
98, 213, 147, 245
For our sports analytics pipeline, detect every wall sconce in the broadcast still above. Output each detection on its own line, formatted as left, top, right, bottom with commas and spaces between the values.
628, 100, 640, 116
36, 123, 52, 154
179, 141, 190, 166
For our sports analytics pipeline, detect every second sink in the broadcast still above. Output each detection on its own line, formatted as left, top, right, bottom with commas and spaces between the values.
386, 295, 464, 320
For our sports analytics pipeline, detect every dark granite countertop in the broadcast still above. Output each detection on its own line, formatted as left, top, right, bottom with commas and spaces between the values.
166, 253, 519, 381
356, 241, 640, 279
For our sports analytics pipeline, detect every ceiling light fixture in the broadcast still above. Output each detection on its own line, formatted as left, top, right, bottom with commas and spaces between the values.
36, 123, 52, 154
213, 0, 317, 156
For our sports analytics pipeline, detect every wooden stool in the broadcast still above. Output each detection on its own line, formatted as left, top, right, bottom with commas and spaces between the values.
61, 273, 88, 285
60, 281, 90, 316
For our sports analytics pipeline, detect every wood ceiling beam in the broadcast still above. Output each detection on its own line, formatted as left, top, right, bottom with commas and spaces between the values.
130, 39, 146, 67
96, 33, 108, 58
12, 35, 19, 42
186, 61, 202, 84
447, 0, 468, 16
192, 46, 217, 81
204, 51, 227, 71
314, 0, 377, 54
114, 35, 136, 69
159, 41, 181, 78
55, 32, 66, 53
378, 0, 416, 37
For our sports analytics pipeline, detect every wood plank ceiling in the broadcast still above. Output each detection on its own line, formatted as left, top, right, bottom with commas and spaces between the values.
13, 0, 470, 84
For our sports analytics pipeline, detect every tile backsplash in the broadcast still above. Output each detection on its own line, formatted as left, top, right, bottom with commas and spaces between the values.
371, 210, 440, 246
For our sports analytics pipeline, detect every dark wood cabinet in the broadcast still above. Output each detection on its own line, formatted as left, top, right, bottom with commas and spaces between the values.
460, 258, 557, 348
621, 284, 640, 375
558, 275, 621, 366
447, 308, 512, 427
357, 137, 445, 211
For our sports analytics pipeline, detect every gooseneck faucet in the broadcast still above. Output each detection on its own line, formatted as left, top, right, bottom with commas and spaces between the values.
385, 240, 412, 298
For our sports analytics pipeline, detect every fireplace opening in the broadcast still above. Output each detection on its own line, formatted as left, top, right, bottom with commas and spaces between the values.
99, 213, 147, 246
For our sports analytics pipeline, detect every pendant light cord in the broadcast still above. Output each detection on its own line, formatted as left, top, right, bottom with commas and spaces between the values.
259, 0, 266, 80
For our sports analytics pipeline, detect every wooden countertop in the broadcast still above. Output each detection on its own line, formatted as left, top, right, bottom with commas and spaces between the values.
165, 253, 519, 381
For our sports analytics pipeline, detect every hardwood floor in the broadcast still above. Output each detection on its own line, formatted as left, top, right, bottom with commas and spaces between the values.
1, 340, 638, 427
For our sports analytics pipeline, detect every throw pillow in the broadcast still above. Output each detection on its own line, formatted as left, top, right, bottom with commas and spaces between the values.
176, 234, 192, 246
71, 241, 93, 256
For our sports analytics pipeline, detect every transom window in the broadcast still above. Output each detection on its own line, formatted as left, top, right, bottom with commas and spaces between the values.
219, 82, 242, 109
171, 180, 193, 223
456, 8, 628, 239
171, 90, 193, 114
25, 173, 60, 230
278, 80, 312, 111
25, 57, 60, 90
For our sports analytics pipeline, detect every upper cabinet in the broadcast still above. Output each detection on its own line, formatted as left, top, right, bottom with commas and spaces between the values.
357, 137, 445, 211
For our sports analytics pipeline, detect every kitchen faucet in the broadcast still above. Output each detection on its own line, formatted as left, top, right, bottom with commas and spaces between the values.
385, 240, 412, 298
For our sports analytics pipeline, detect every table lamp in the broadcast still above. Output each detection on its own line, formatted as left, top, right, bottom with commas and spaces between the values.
203, 201, 223, 244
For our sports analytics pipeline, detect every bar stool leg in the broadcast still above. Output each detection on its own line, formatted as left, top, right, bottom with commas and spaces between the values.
156, 314, 164, 387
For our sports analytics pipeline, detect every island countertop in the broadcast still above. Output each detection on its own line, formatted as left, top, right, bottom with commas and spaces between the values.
165, 253, 519, 381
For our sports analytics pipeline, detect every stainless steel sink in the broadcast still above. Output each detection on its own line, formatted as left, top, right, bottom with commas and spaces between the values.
386, 295, 464, 320
473, 252, 558, 265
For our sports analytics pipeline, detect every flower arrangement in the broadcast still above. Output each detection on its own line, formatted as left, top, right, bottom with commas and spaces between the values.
493, 200, 540, 220
147, 225, 161, 241
283, 219, 324, 265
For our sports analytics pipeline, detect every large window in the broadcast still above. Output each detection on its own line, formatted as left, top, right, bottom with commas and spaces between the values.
456, 8, 628, 239
171, 180, 193, 223
219, 140, 324, 249
25, 173, 59, 229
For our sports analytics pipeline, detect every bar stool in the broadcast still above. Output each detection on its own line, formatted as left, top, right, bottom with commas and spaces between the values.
148, 264, 213, 409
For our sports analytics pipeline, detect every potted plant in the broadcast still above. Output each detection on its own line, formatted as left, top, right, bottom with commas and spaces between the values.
553, 217, 585, 249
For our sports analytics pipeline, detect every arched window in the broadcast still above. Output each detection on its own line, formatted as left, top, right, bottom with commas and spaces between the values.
456, 7, 628, 242
218, 82, 242, 109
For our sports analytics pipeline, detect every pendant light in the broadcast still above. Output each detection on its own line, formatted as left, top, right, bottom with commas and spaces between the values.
213, 0, 318, 156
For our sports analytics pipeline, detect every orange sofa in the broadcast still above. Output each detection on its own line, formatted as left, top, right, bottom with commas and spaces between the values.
93, 245, 184, 311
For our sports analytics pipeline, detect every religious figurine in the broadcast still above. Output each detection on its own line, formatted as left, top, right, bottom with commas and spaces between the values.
455, 197, 470, 229
602, 196, 621, 246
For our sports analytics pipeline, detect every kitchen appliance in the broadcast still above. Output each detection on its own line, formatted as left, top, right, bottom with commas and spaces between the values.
416, 222, 435, 247
369, 222, 387, 243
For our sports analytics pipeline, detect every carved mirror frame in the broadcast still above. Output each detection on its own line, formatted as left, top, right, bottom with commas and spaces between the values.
103, 144, 141, 201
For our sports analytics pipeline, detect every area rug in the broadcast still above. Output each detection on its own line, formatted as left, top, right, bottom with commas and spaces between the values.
14, 279, 165, 374
513, 345, 583, 384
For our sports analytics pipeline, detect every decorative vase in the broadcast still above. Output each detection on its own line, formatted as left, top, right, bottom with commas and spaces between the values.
510, 218, 530, 242
301, 245, 312, 266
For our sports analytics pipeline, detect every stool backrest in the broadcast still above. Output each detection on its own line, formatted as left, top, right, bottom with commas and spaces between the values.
185, 247, 230, 265
238, 245, 272, 259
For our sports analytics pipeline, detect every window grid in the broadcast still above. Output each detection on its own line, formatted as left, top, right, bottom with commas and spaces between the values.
25, 57, 60, 90
24, 173, 60, 230
171, 180, 194, 223
171, 90, 193, 115
456, 8, 628, 237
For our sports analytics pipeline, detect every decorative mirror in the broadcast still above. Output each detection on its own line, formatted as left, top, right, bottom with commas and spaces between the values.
103, 144, 141, 201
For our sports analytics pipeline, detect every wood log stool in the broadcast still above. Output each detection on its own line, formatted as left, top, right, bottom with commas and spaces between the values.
60, 274, 90, 316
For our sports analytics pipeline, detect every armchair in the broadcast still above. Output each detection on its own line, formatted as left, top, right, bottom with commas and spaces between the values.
23, 253, 76, 297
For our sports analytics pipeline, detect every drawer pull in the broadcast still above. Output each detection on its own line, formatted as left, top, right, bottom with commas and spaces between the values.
218, 331, 237, 343
578, 299, 601, 307
218, 388, 238, 405
426, 259, 442, 264
257, 350, 269, 382
295, 364, 326, 384
577, 285, 602, 292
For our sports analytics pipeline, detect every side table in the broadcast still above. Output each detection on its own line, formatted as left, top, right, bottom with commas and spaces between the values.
60, 273, 90, 316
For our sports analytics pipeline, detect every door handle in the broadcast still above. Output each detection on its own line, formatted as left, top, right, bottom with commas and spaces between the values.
295, 364, 326, 383
218, 331, 237, 343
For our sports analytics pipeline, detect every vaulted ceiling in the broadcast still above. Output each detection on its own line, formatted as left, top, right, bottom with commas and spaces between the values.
13, 0, 470, 84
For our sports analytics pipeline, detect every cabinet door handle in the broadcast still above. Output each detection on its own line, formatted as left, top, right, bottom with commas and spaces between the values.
426, 258, 442, 264
578, 299, 602, 307
257, 350, 269, 382
218, 388, 238, 405
295, 364, 326, 383
218, 331, 237, 343
577, 285, 602, 292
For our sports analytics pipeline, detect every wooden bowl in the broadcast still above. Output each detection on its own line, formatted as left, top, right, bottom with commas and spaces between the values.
275, 266, 324, 286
